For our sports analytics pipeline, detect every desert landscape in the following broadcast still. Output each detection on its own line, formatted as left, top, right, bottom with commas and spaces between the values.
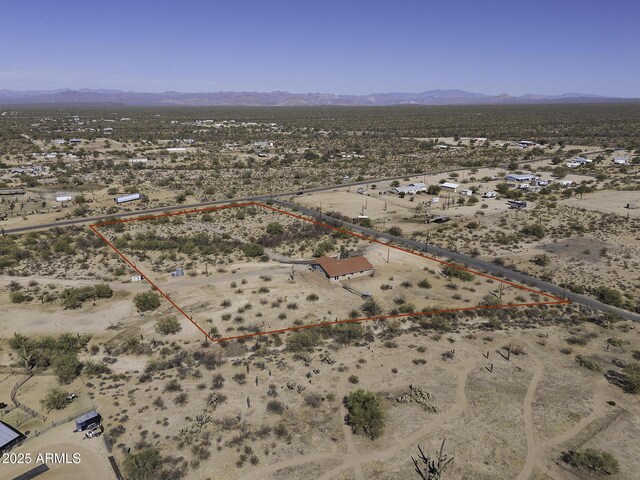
1, 102, 639, 480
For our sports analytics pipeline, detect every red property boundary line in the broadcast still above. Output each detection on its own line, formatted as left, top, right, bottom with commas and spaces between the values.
89, 201, 570, 343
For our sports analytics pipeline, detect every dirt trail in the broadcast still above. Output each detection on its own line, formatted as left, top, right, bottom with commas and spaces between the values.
236, 352, 474, 480
515, 345, 612, 480
516, 351, 544, 480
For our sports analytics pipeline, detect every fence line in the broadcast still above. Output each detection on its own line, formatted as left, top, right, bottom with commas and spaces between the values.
10, 374, 48, 422
33, 406, 97, 438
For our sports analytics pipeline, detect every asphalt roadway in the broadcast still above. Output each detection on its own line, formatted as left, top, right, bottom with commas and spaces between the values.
273, 199, 640, 323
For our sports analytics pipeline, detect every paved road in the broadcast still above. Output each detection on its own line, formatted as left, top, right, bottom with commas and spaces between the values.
274, 199, 640, 323
1, 149, 606, 235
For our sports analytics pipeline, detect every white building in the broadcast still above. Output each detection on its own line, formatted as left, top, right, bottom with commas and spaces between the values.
483, 191, 497, 198
440, 182, 460, 192
505, 174, 537, 183
391, 183, 427, 195
613, 157, 628, 165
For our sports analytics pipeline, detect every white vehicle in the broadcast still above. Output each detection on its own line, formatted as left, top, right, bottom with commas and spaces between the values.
431, 197, 440, 203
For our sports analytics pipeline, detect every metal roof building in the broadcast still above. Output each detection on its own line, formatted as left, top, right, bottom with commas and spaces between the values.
505, 174, 537, 183
311, 256, 374, 281
0, 421, 26, 453
440, 182, 460, 191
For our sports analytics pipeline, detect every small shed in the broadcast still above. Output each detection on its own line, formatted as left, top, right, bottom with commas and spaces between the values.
75, 410, 101, 431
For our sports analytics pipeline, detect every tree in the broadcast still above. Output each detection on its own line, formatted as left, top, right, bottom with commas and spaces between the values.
344, 389, 386, 439
390, 180, 400, 188
413, 439, 454, 479
41, 388, 69, 411
155, 316, 182, 335
242, 243, 264, 257
123, 448, 162, 480
133, 291, 161, 312
54, 353, 82, 384
575, 184, 589, 199
562, 448, 619, 475
427, 185, 441, 195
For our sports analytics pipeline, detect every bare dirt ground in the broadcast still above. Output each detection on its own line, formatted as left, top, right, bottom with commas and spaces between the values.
1, 429, 114, 480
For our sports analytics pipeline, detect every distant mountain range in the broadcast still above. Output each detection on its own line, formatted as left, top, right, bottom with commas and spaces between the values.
0, 88, 633, 106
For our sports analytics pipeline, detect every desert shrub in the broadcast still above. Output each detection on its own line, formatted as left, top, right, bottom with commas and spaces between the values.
562, 448, 619, 475
344, 389, 385, 439
361, 298, 382, 316
593, 286, 625, 308
233, 373, 247, 384
83, 361, 111, 377
174, 392, 188, 405
123, 447, 162, 480
520, 223, 545, 239
10, 291, 30, 303
348, 375, 359, 384
133, 291, 161, 312
313, 239, 335, 257
266, 222, 284, 235
442, 264, 474, 281
478, 293, 501, 306
286, 329, 321, 352
531, 254, 551, 266
306, 293, 319, 302
155, 316, 182, 335
387, 226, 403, 237
417, 279, 432, 289
40, 388, 69, 411
242, 243, 264, 257
164, 379, 182, 392
575, 354, 601, 372
266, 400, 285, 414
330, 323, 363, 345
211, 373, 225, 389
304, 394, 322, 408
622, 362, 640, 393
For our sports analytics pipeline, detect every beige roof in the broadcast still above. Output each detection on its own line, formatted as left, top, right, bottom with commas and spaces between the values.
313, 256, 374, 277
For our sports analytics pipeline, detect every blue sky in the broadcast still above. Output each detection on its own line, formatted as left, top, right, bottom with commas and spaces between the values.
1, 0, 638, 96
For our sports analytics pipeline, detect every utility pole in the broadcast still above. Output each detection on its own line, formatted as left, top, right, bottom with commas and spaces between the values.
425, 231, 431, 252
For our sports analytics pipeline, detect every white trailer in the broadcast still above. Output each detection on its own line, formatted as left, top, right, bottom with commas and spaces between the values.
114, 193, 142, 204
